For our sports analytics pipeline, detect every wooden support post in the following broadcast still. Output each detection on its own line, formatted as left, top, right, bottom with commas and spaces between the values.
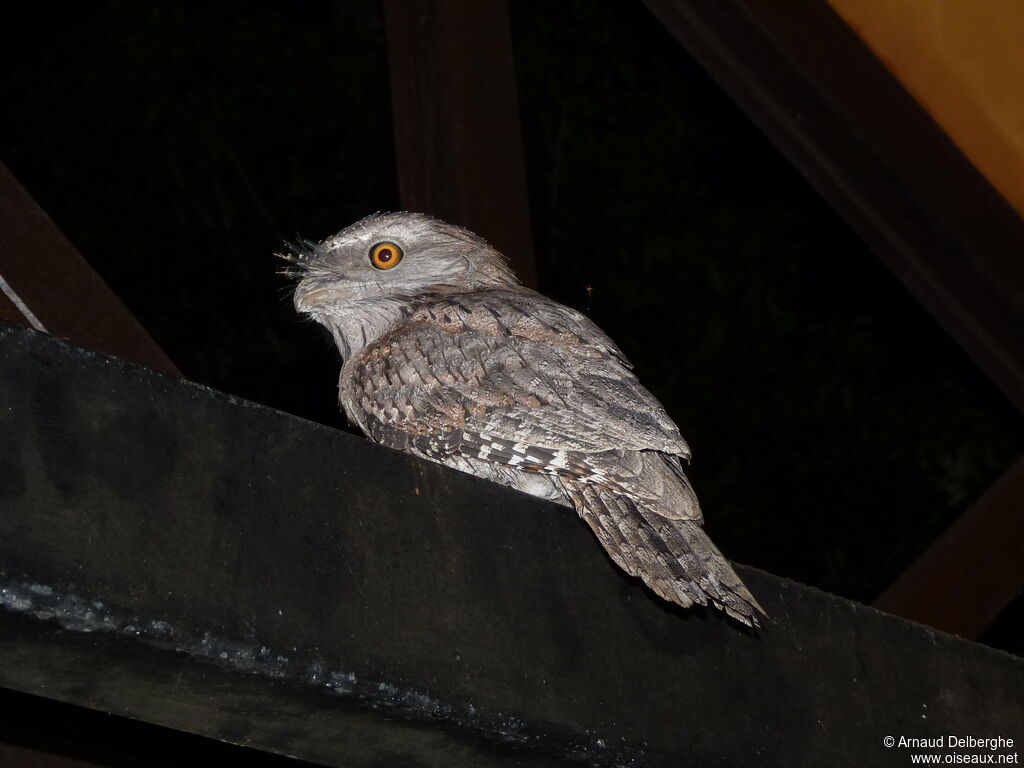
382, 0, 537, 287
0, 163, 179, 376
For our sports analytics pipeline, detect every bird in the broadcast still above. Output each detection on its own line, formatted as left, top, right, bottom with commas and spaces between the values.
283, 212, 764, 626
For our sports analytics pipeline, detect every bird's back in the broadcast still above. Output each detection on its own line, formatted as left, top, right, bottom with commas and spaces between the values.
341, 288, 692, 460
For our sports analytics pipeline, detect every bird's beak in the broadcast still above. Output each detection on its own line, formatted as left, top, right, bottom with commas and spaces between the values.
293, 276, 362, 315
293, 279, 330, 314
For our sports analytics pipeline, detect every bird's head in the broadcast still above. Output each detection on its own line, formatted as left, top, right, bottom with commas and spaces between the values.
282, 212, 520, 319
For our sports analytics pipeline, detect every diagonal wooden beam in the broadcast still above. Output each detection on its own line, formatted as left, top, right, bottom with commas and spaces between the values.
382, 0, 537, 288
874, 455, 1024, 638
0, 162, 179, 376
643, 0, 1024, 414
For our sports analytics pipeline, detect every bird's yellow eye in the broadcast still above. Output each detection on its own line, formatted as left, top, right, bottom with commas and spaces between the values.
369, 241, 403, 270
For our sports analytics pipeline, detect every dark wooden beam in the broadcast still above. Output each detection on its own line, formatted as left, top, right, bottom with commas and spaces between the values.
0, 162, 180, 376
382, 0, 537, 287
874, 455, 1024, 638
0, 742, 103, 768
1, 323, 1023, 767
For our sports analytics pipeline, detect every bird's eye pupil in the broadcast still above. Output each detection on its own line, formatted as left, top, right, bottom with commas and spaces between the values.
370, 241, 404, 270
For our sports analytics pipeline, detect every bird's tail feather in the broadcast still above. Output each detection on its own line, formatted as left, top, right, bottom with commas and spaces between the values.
568, 483, 765, 627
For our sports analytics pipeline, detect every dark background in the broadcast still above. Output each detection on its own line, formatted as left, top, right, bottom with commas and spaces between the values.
3, 0, 1021, 651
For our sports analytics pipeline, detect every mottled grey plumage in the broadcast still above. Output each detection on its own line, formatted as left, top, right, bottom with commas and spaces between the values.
284, 212, 764, 626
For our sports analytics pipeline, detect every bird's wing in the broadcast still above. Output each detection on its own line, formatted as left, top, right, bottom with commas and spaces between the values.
344, 290, 699, 519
